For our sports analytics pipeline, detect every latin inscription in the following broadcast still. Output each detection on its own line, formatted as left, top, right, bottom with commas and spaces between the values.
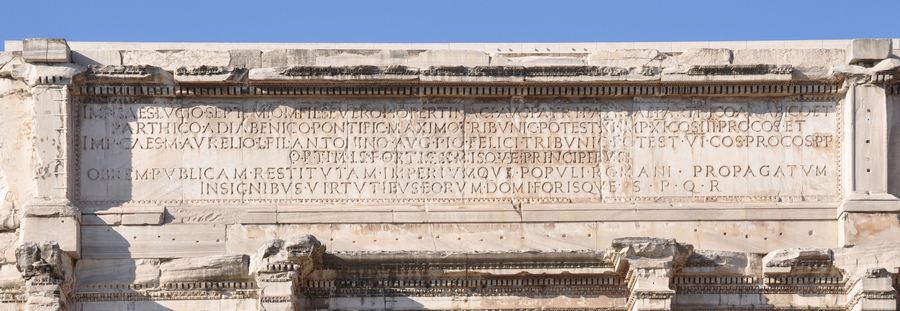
77, 98, 840, 204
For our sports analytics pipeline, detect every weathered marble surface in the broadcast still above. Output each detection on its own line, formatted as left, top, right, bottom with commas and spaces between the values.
0, 38, 897, 310
75, 98, 840, 205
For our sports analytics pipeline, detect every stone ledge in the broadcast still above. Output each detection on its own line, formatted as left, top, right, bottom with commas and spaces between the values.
840, 199, 900, 213
76, 203, 840, 225
4, 39, 862, 53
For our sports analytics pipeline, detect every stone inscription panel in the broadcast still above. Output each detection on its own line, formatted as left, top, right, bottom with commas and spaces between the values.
76, 98, 840, 205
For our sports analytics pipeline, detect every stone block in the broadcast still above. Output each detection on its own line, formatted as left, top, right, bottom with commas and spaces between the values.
74, 259, 160, 291
22, 39, 70, 63
847, 38, 891, 63
21, 216, 79, 259
839, 212, 900, 247
71, 50, 121, 66
762, 248, 834, 275
610, 237, 693, 265
588, 49, 661, 67
491, 53, 586, 66
81, 214, 120, 226
228, 49, 262, 68
313, 49, 406, 67
0, 264, 23, 289
164, 206, 244, 224
260, 49, 316, 67
159, 254, 249, 283
81, 224, 226, 259
675, 48, 732, 66
239, 209, 276, 224
408, 50, 490, 67
224, 224, 334, 256
732, 49, 845, 67
120, 213, 164, 226
683, 250, 757, 275
121, 50, 230, 70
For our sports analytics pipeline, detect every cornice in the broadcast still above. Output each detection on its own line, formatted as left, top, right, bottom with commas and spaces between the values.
68, 64, 843, 100
72, 81, 842, 99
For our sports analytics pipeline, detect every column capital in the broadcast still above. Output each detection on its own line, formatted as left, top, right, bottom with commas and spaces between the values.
15, 241, 73, 311
608, 237, 693, 311
846, 268, 898, 311
251, 235, 326, 311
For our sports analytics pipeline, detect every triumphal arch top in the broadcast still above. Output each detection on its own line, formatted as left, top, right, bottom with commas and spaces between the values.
0, 38, 898, 310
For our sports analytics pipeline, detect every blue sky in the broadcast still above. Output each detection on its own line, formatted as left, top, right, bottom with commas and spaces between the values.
2, 0, 898, 45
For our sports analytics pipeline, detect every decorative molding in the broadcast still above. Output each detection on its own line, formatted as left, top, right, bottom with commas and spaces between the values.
74, 289, 257, 302
269, 65, 790, 78
526, 66, 636, 76
280, 65, 418, 76
686, 65, 793, 76
175, 65, 236, 76
259, 295, 293, 303
874, 68, 899, 84
323, 260, 614, 273
88, 65, 151, 77
844, 290, 898, 311
33, 75, 73, 85
423, 66, 522, 76
0, 289, 25, 303
73, 82, 843, 99
303, 282, 626, 298
159, 281, 254, 291
84, 65, 155, 83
